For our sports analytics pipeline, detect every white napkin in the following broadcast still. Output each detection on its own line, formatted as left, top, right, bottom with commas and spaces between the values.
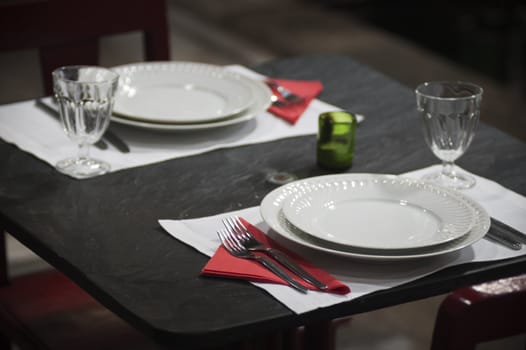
0, 66, 362, 177
407, 165, 526, 234
159, 166, 526, 314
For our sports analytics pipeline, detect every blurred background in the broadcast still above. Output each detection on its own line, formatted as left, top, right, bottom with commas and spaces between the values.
1, 0, 525, 140
1, 0, 525, 349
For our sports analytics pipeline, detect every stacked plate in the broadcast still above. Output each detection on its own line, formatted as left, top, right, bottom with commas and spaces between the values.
110, 62, 272, 131
260, 174, 490, 261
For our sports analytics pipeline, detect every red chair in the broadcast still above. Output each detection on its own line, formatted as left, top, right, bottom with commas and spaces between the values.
0, 0, 170, 95
0, 0, 170, 348
431, 274, 526, 350
0, 263, 163, 350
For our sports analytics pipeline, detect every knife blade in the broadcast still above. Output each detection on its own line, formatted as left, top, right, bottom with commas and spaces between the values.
35, 98, 129, 153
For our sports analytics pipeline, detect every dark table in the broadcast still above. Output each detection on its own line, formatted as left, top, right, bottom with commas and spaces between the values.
1, 55, 525, 349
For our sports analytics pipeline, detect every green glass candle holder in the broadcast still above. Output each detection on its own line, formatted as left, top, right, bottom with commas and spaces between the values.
317, 111, 357, 170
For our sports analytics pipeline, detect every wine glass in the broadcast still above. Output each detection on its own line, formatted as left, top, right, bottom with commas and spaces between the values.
53, 66, 119, 179
415, 81, 483, 189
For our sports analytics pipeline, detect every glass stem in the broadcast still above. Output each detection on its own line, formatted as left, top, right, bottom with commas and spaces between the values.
441, 161, 455, 178
77, 141, 89, 161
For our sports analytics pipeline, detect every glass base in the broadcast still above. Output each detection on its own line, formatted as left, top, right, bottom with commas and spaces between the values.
422, 169, 476, 190
56, 157, 110, 179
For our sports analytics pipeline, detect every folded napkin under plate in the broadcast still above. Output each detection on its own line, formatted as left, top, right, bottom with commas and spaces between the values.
202, 217, 350, 294
159, 166, 526, 314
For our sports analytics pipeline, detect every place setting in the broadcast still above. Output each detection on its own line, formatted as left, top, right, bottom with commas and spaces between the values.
159, 164, 526, 314
1, 61, 362, 179
158, 79, 526, 314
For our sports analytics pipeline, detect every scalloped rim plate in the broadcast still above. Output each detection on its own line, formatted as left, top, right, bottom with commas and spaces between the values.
281, 176, 476, 250
112, 62, 257, 124
260, 174, 490, 261
110, 64, 272, 131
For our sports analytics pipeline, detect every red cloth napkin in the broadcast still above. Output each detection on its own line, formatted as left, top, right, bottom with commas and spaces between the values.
267, 78, 323, 125
201, 218, 350, 295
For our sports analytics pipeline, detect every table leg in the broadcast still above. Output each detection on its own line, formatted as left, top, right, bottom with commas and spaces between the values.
303, 317, 352, 350
0, 229, 8, 286
215, 327, 304, 350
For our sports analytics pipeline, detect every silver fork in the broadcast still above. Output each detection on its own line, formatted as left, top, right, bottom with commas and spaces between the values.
217, 229, 308, 293
223, 217, 328, 290
265, 81, 305, 104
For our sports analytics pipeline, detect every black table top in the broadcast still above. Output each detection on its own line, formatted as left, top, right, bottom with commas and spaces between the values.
1, 54, 525, 348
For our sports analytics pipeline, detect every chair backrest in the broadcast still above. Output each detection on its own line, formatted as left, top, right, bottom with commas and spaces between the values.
0, 0, 169, 282
431, 274, 526, 350
0, 0, 170, 95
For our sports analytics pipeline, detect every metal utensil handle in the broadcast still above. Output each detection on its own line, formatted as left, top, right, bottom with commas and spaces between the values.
254, 256, 308, 293
265, 81, 303, 103
485, 232, 522, 250
268, 248, 328, 290
103, 130, 130, 153
35, 99, 108, 150
492, 218, 526, 244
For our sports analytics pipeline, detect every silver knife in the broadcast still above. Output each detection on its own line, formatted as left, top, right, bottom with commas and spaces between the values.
491, 217, 526, 244
485, 231, 522, 250
35, 98, 129, 153
99, 127, 130, 153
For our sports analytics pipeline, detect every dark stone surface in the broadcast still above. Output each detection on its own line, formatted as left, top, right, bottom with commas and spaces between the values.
1, 54, 525, 348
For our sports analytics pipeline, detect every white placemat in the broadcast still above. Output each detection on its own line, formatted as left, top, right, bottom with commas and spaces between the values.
0, 66, 361, 177
159, 166, 526, 314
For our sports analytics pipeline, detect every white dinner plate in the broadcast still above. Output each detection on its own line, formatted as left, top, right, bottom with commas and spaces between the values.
112, 62, 256, 124
109, 68, 272, 131
260, 174, 490, 261
282, 175, 476, 250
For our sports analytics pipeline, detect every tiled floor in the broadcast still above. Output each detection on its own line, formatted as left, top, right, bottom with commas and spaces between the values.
1, 0, 525, 349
